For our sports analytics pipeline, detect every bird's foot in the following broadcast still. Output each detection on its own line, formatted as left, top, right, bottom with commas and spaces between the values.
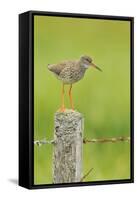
70, 104, 75, 111
58, 106, 66, 112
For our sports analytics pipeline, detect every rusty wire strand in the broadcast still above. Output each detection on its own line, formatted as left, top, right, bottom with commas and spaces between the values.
83, 136, 130, 144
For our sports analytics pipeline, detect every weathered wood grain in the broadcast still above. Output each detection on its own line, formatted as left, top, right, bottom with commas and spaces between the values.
53, 109, 84, 183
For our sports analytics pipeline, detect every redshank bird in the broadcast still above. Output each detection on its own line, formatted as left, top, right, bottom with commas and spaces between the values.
48, 55, 102, 112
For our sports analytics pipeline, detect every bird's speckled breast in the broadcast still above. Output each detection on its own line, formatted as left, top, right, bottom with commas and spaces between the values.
58, 64, 87, 84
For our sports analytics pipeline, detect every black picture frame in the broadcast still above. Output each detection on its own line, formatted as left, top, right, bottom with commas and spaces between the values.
19, 10, 134, 189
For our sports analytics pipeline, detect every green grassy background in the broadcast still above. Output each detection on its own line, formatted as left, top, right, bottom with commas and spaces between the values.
34, 16, 130, 184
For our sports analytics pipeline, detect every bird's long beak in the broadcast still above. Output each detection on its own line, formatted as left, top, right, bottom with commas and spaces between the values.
91, 63, 102, 72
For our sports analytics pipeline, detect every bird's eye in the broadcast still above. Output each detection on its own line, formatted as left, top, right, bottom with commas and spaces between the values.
85, 58, 91, 63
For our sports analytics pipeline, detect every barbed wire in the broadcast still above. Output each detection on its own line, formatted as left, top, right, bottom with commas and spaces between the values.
34, 139, 55, 146
34, 136, 130, 146
83, 136, 130, 144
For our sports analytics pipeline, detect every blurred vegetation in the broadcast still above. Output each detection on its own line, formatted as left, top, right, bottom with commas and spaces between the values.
34, 16, 130, 184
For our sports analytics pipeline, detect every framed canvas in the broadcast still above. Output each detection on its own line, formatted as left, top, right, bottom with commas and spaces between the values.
19, 11, 134, 189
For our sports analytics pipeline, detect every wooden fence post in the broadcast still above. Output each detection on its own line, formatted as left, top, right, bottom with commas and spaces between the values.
53, 109, 84, 183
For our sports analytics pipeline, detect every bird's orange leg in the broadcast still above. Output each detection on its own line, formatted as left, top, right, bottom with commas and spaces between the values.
69, 84, 74, 110
59, 83, 65, 112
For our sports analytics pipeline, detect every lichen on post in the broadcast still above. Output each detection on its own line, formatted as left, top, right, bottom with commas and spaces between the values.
53, 109, 84, 183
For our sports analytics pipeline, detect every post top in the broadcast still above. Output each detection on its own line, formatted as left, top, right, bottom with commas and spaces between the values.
55, 109, 83, 120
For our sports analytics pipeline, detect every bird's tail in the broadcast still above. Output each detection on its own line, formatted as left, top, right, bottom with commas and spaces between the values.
47, 64, 51, 70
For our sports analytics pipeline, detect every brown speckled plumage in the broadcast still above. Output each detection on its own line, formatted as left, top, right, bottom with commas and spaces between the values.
47, 55, 101, 111
48, 60, 86, 84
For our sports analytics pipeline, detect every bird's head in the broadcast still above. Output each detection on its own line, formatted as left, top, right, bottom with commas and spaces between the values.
80, 55, 102, 72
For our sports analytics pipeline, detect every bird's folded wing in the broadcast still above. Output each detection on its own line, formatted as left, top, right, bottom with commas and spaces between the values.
48, 62, 68, 75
